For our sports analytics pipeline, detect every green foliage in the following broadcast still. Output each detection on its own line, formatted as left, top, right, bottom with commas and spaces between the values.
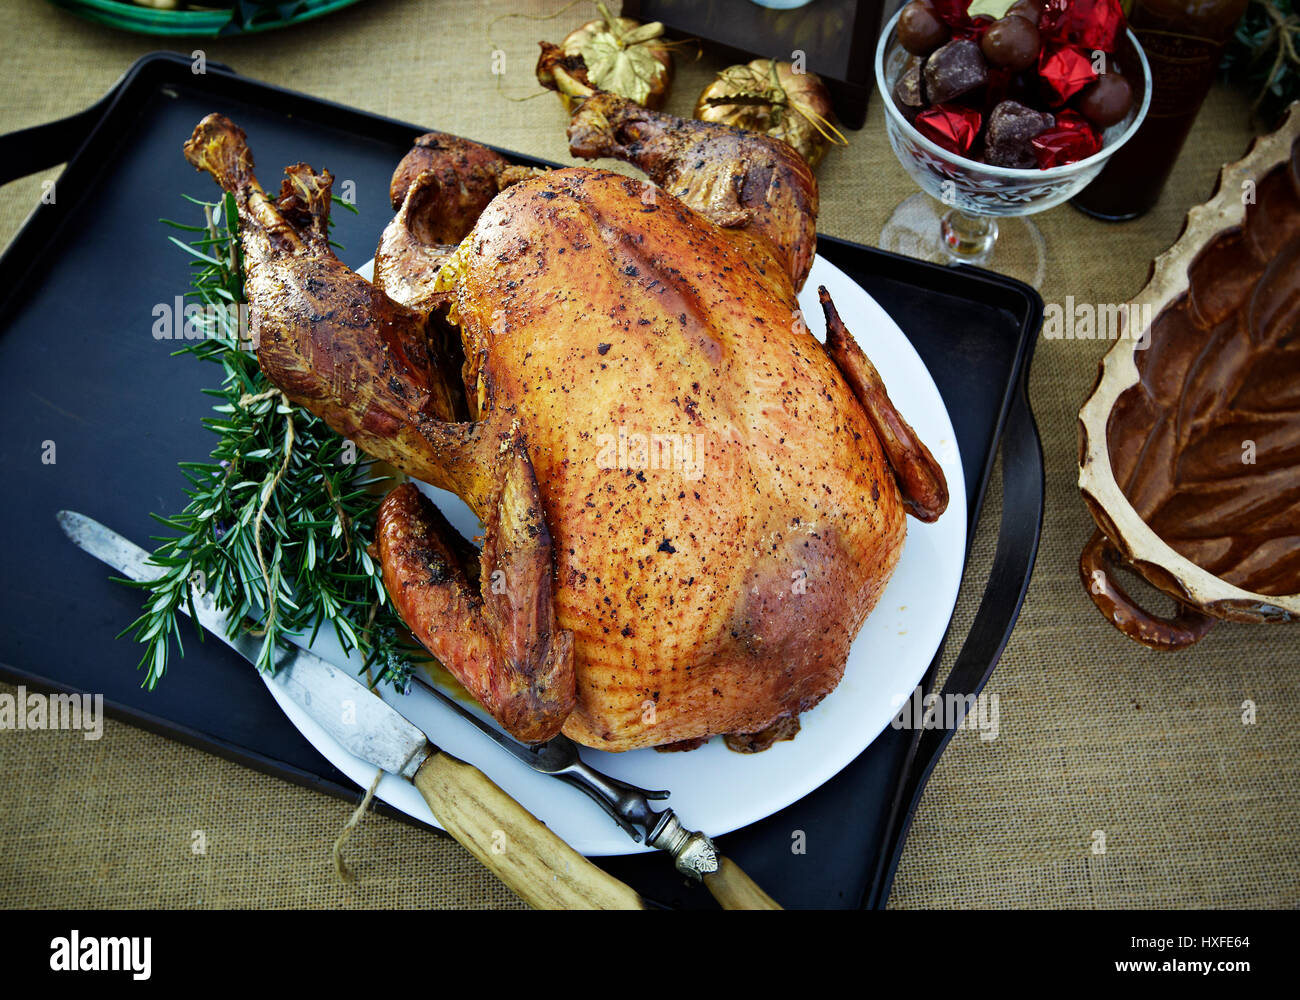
1222, 0, 1300, 126
124, 192, 416, 691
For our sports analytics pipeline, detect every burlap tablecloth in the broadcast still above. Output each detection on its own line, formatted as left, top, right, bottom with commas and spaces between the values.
0, 0, 1295, 910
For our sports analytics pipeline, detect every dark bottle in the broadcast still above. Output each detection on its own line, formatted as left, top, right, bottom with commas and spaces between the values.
1072, 0, 1249, 221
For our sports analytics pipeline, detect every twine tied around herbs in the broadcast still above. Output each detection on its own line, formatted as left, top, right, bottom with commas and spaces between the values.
333, 767, 385, 884
333, 666, 384, 884
232, 388, 389, 886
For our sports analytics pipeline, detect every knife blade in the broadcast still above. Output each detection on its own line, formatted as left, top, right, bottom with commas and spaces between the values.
57, 510, 645, 910
57, 511, 431, 778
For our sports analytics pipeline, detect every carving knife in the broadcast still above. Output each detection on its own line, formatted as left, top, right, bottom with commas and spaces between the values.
56, 510, 644, 910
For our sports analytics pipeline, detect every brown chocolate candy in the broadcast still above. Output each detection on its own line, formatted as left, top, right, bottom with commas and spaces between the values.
898, 0, 950, 57
984, 99, 1055, 169
980, 14, 1040, 71
1008, 0, 1044, 21
924, 38, 989, 105
893, 56, 928, 124
1077, 72, 1134, 128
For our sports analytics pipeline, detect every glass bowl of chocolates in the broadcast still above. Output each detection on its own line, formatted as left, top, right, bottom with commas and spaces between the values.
875, 0, 1151, 286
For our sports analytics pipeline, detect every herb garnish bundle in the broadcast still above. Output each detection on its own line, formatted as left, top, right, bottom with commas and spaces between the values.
125, 192, 416, 690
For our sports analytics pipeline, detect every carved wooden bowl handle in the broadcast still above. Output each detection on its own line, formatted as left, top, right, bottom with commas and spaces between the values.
1080, 529, 1217, 651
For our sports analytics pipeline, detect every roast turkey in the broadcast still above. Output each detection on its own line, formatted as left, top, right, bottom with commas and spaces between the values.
182, 92, 947, 752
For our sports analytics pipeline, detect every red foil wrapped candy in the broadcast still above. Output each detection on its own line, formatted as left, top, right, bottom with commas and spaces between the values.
1031, 109, 1101, 167
915, 104, 983, 156
1038, 43, 1097, 105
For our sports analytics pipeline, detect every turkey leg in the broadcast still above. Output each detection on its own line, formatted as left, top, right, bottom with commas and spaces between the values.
183, 114, 492, 500
184, 115, 575, 740
378, 455, 576, 743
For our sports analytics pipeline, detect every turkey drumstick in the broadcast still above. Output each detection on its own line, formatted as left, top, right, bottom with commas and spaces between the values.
183, 114, 576, 743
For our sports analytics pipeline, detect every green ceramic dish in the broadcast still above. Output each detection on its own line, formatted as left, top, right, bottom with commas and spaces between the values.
48, 0, 365, 37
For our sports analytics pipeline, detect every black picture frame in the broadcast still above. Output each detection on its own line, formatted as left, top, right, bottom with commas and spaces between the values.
624, 0, 896, 128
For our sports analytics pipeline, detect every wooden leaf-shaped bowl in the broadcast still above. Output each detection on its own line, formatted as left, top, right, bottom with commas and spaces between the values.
1078, 103, 1300, 650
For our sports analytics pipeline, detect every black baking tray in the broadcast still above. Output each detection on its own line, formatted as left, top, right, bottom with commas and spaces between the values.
0, 52, 1043, 910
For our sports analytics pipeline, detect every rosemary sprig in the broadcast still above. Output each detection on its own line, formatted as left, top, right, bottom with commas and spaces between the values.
123, 191, 418, 691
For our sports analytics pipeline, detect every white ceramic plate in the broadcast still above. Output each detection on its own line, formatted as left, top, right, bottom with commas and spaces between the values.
264, 253, 967, 856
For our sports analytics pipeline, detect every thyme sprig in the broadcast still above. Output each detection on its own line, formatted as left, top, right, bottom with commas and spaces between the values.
123, 191, 417, 691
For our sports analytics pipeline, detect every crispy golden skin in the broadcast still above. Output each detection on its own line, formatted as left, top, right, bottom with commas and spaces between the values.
375, 131, 540, 311
447, 168, 909, 750
184, 109, 947, 752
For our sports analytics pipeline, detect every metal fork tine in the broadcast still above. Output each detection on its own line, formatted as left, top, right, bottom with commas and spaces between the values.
404, 669, 731, 878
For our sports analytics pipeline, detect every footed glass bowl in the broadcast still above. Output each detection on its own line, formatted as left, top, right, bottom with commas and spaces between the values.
874, 9, 1151, 286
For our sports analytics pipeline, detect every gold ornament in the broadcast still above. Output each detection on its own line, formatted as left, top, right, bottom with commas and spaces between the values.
695, 59, 846, 169
557, 3, 673, 110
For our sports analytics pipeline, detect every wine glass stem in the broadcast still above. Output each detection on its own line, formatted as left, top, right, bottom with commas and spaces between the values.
940, 209, 997, 265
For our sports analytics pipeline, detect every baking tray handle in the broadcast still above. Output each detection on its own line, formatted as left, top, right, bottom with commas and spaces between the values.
867, 371, 1045, 907
0, 54, 235, 187
0, 96, 117, 187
